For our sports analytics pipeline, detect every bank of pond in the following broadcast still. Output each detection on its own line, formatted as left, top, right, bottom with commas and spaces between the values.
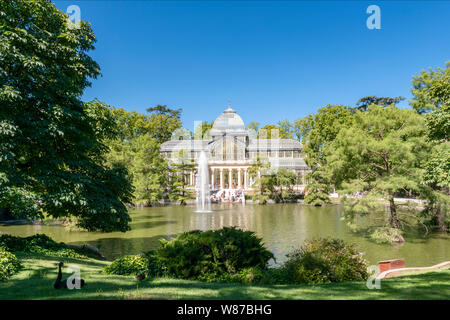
1, 231, 449, 300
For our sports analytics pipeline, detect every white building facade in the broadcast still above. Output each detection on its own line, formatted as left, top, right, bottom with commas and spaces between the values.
160, 107, 310, 191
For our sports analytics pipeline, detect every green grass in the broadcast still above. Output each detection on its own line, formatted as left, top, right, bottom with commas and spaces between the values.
0, 253, 449, 300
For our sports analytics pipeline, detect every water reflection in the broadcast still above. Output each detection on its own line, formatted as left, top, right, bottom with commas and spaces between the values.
0, 204, 448, 267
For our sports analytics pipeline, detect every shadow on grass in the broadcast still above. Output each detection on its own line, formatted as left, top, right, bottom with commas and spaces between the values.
66, 234, 178, 260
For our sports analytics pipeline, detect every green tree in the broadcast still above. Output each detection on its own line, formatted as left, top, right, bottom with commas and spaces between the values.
193, 121, 213, 140
247, 122, 260, 134
169, 155, 195, 205
105, 106, 181, 206
146, 105, 182, 143
0, 1, 133, 231
296, 105, 354, 205
258, 124, 289, 139
326, 105, 427, 240
410, 62, 450, 114
410, 62, 450, 233
277, 120, 294, 139
275, 168, 296, 202
248, 156, 271, 204
354, 96, 405, 112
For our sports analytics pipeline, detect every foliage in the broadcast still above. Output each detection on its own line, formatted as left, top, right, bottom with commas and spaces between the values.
410, 62, 449, 233
277, 120, 294, 139
410, 61, 450, 114
0, 248, 22, 281
0, 1, 133, 231
282, 238, 369, 284
258, 124, 288, 139
369, 227, 405, 244
296, 105, 354, 205
0, 234, 86, 259
103, 254, 150, 276
326, 105, 427, 232
104, 105, 182, 206
354, 96, 405, 112
146, 105, 183, 144
169, 160, 195, 205
193, 121, 213, 140
154, 227, 274, 280
304, 169, 331, 206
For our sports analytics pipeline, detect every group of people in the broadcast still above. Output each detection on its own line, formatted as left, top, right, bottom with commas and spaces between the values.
210, 189, 245, 203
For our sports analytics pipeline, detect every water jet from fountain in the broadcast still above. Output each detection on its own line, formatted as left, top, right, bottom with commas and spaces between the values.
195, 151, 212, 212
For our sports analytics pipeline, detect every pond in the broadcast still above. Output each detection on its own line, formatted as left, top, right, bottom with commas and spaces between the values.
0, 204, 449, 267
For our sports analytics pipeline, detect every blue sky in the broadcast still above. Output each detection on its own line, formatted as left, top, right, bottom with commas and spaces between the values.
54, 1, 450, 131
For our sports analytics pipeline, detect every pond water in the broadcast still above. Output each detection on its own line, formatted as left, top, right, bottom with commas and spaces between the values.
0, 204, 449, 267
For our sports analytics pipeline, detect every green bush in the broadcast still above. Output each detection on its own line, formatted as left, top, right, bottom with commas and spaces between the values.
103, 254, 150, 276
154, 227, 274, 280
0, 248, 22, 281
104, 251, 163, 277
0, 234, 86, 259
282, 238, 369, 284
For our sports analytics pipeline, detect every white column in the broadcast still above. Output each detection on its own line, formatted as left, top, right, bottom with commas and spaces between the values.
229, 168, 233, 189
238, 169, 242, 189
244, 169, 248, 189
220, 168, 223, 189
211, 168, 215, 187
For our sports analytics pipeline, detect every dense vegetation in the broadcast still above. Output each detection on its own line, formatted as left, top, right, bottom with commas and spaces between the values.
0, 248, 22, 281
0, 234, 88, 259
0, 1, 447, 244
282, 239, 368, 284
104, 228, 369, 286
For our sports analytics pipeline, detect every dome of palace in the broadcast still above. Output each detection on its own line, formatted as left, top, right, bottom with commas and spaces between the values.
210, 107, 247, 136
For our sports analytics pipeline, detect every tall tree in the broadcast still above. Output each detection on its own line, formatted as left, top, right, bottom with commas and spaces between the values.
193, 121, 213, 140
277, 120, 294, 139
247, 122, 260, 134
0, 1, 133, 231
296, 105, 353, 205
326, 105, 427, 241
410, 62, 450, 114
146, 105, 182, 143
410, 62, 450, 233
354, 96, 405, 112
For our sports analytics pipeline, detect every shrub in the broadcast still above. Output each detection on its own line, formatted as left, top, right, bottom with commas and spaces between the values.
282, 238, 368, 284
370, 227, 405, 244
154, 227, 274, 280
0, 234, 86, 259
103, 254, 150, 276
0, 248, 22, 281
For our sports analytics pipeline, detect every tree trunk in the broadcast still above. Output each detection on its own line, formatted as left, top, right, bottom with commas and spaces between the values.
388, 193, 399, 229
438, 206, 447, 233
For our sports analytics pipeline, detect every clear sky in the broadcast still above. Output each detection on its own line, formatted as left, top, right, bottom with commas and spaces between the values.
53, 1, 450, 131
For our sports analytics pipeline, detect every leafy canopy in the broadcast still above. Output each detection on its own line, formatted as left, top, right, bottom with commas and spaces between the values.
0, 1, 133, 231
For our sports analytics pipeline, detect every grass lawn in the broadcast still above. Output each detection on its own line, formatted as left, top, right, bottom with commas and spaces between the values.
0, 253, 449, 300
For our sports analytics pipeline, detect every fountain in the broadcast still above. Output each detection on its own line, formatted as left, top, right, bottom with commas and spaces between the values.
195, 150, 212, 212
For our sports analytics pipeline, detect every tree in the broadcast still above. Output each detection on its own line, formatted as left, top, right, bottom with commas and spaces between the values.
258, 124, 289, 139
277, 120, 294, 139
169, 154, 195, 205
104, 106, 181, 206
129, 136, 169, 206
296, 105, 354, 205
410, 62, 450, 114
275, 168, 296, 201
0, 1, 133, 231
248, 156, 271, 204
247, 122, 260, 134
146, 105, 182, 143
326, 105, 427, 241
193, 121, 213, 140
354, 96, 405, 112
410, 62, 450, 233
